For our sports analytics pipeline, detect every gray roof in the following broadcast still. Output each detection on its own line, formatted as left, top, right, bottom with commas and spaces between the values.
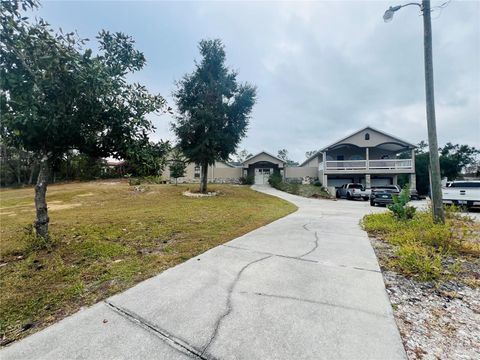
299, 126, 416, 167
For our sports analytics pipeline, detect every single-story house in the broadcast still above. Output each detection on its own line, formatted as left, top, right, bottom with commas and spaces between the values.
161, 126, 416, 190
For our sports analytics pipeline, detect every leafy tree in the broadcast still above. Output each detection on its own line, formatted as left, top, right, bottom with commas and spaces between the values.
168, 149, 187, 185
124, 140, 170, 177
1, 1, 167, 238
172, 39, 256, 193
406, 141, 479, 195
439, 142, 479, 180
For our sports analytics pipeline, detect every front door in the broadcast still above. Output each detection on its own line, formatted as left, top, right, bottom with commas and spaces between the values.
254, 168, 272, 184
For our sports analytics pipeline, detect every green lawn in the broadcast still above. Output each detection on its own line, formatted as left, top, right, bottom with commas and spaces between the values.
0, 181, 296, 345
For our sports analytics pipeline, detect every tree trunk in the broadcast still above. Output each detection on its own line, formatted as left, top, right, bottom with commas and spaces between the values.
199, 161, 208, 193
34, 159, 49, 239
16, 163, 21, 185
28, 162, 36, 185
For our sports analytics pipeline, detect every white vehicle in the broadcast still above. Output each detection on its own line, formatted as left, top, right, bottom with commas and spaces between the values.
336, 183, 367, 200
442, 181, 480, 209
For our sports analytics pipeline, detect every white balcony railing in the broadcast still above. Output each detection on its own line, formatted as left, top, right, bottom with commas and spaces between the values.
322, 159, 413, 171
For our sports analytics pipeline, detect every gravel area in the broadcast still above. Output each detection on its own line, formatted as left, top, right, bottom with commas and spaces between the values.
370, 237, 480, 360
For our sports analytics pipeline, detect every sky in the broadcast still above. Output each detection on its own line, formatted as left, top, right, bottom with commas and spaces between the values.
33, 0, 479, 162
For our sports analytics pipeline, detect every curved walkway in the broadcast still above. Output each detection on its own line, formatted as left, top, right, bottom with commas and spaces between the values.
2, 185, 406, 360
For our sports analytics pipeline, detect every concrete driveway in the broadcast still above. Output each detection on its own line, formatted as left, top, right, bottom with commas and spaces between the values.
1, 185, 406, 360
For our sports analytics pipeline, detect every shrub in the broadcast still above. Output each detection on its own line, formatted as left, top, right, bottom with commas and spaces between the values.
395, 243, 442, 281
313, 180, 322, 187
128, 177, 142, 186
362, 208, 479, 282
388, 184, 416, 220
268, 172, 283, 188
239, 175, 254, 185
143, 176, 163, 184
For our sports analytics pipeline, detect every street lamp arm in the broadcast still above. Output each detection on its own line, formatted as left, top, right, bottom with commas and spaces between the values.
384, 2, 422, 22
400, 2, 422, 9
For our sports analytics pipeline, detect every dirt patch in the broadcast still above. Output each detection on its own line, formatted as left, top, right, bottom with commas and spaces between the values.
182, 190, 218, 198
49, 203, 82, 211
75, 193, 94, 197
370, 237, 480, 359
0, 212, 15, 216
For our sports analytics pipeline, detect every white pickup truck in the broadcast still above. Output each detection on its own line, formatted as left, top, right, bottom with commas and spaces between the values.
442, 180, 480, 209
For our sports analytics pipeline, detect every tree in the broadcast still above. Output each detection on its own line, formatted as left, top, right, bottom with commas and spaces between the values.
305, 150, 318, 159
408, 141, 479, 196
1, 1, 167, 238
168, 150, 187, 185
124, 140, 170, 177
234, 149, 253, 164
439, 143, 479, 180
172, 39, 256, 193
277, 149, 299, 167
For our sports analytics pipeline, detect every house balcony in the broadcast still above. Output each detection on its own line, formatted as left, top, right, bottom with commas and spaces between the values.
319, 159, 414, 173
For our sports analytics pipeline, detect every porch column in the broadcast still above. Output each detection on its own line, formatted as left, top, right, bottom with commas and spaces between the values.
366, 147, 369, 170
392, 175, 398, 185
410, 173, 417, 191
323, 151, 327, 170
411, 148, 416, 171
323, 173, 328, 188
365, 174, 371, 189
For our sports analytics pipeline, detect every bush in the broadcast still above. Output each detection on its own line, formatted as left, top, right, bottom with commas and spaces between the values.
388, 184, 416, 220
142, 176, 163, 184
313, 180, 322, 187
395, 243, 442, 281
239, 174, 254, 185
268, 172, 283, 187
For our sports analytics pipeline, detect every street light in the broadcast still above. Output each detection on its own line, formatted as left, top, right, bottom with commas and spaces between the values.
383, 3, 422, 22
384, 0, 445, 224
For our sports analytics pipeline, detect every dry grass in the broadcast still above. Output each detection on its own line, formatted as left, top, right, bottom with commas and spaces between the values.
362, 210, 480, 282
0, 180, 296, 345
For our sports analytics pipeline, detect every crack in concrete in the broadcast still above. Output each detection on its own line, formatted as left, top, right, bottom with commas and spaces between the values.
222, 244, 317, 263
299, 231, 319, 258
105, 301, 211, 359
247, 292, 390, 319
222, 244, 379, 273
201, 255, 272, 356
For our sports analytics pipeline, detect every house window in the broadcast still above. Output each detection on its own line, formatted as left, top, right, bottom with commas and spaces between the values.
365, 133, 370, 140
194, 165, 200, 178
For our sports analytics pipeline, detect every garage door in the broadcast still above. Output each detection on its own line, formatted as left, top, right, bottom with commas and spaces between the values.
328, 178, 354, 188
371, 178, 392, 187
254, 168, 272, 184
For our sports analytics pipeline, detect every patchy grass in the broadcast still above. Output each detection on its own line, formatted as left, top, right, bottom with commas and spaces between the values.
0, 181, 296, 345
362, 209, 480, 283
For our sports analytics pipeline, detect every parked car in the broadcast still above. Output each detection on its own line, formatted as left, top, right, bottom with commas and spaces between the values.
365, 185, 419, 200
369, 186, 401, 206
336, 183, 366, 200
442, 180, 480, 209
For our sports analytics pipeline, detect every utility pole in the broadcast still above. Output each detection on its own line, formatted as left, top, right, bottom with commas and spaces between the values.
422, 0, 444, 223
383, 0, 445, 223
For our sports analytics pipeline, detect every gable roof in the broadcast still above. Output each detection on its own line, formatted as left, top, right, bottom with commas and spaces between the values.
242, 151, 286, 165
299, 126, 416, 167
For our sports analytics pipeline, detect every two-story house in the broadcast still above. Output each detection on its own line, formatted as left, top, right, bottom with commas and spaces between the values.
300, 126, 416, 190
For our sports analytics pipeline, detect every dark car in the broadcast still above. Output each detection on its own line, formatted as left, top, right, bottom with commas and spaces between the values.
370, 186, 400, 206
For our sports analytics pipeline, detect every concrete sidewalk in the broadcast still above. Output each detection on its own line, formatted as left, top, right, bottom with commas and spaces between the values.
1, 185, 406, 360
